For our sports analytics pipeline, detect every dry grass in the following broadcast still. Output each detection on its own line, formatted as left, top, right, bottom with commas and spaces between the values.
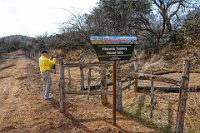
123, 91, 200, 132
141, 55, 170, 72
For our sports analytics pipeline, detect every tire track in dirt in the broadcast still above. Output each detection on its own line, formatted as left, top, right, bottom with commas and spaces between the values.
0, 56, 22, 131
0, 54, 48, 132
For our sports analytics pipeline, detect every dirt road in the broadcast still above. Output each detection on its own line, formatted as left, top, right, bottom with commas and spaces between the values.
0, 51, 155, 133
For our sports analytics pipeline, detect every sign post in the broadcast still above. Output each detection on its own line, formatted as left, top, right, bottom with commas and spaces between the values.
90, 36, 137, 125
112, 60, 117, 125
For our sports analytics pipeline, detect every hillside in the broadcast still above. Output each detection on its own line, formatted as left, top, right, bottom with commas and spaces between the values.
0, 35, 35, 55
138, 45, 200, 73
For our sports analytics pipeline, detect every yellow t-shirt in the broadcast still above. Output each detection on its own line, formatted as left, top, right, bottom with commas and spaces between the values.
39, 56, 56, 72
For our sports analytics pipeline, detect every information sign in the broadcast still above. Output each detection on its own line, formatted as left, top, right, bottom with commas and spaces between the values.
90, 36, 137, 61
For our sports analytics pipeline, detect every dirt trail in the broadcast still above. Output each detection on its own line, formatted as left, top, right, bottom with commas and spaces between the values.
0, 51, 156, 133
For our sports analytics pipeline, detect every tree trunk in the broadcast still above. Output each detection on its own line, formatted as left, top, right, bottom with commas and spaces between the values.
155, 38, 160, 53
166, 19, 172, 33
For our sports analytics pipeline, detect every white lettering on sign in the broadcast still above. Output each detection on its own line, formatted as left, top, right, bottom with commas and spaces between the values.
107, 51, 116, 54
117, 51, 123, 54
102, 47, 115, 51
116, 47, 127, 51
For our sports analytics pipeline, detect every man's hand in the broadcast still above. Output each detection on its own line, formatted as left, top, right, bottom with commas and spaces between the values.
50, 55, 54, 60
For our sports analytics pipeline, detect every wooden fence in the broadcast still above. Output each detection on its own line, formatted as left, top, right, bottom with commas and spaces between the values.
24, 49, 192, 132
58, 52, 191, 133
24, 50, 40, 62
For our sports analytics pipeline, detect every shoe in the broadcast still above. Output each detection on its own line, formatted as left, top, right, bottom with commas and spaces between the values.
44, 94, 54, 100
48, 95, 54, 99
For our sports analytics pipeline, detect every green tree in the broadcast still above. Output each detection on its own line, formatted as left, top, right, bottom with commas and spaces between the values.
87, 0, 151, 35
182, 8, 200, 40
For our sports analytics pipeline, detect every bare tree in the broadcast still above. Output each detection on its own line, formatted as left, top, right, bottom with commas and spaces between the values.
60, 9, 92, 44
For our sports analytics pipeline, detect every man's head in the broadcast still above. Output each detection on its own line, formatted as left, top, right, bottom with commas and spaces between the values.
41, 50, 49, 58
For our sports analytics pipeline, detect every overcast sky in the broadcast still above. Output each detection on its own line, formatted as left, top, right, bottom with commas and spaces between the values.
0, 0, 98, 37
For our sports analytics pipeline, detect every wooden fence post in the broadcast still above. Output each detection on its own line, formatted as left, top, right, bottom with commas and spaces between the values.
128, 68, 131, 90
79, 56, 85, 90
101, 66, 108, 105
28, 51, 30, 58
116, 61, 123, 112
59, 59, 65, 113
30, 51, 32, 59
175, 59, 190, 133
25, 50, 27, 57
24, 50, 26, 56
87, 65, 91, 100
150, 71, 156, 118
35, 51, 38, 61
35, 51, 37, 61
134, 50, 138, 92
33, 51, 36, 61
68, 68, 72, 90
128, 63, 134, 90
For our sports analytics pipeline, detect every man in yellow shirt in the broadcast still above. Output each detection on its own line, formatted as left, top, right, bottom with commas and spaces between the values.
39, 50, 56, 100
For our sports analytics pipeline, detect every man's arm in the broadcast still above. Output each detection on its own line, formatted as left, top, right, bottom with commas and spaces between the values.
48, 58, 56, 65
